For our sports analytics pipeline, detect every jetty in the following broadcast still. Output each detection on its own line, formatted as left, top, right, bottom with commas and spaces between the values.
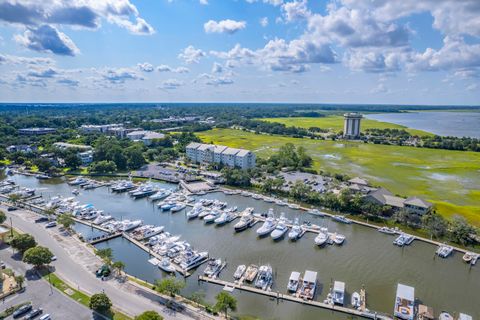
198, 276, 392, 320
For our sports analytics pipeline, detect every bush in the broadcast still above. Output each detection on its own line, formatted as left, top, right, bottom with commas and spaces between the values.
89, 293, 112, 313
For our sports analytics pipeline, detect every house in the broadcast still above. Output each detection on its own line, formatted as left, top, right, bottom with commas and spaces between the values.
404, 197, 432, 215
18, 128, 56, 135
53, 142, 93, 151
185, 142, 256, 169
365, 188, 432, 215
348, 177, 369, 186
78, 150, 94, 165
80, 124, 123, 133
6, 145, 36, 153
126, 130, 165, 146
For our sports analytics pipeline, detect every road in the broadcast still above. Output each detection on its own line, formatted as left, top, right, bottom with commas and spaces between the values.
2, 205, 200, 320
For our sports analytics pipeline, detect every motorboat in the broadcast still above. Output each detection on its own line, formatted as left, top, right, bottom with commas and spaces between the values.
256, 210, 276, 236
332, 215, 352, 224
288, 203, 300, 210
133, 225, 164, 240
271, 216, 289, 240
394, 283, 414, 320
131, 185, 157, 199
158, 258, 176, 273
68, 177, 87, 186
332, 281, 345, 306
179, 251, 208, 271
186, 204, 203, 219
254, 265, 273, 290
214, 210, 237, 225
298, 270, 317, 300
171, 204, 186, 213
111, 181, 136, 192
351, 292, 361, 308
439, 312, 454, 320
463, 252, 479, 264
36, 174, 50, 180
118, 219, 142, 232
203, 258, 224, 278
436, 245, 454, 258
82, 210, 101, 220
287, 271, 300, 293
393, 234, 414, 246
333, 233, 346, 245
149, 189, 171, 201
252, 194, 262, 200
288, 218, 305, 240
233, 265, 246, 280
203, 211, 221, 223
234, 208, 255, 231
308, 209, 325, 217
314, 232, 329, 246
159, 202, 176, 211
244, 264, 259, 282
198, 208, 212, 218
71, 189, 80, 195
275, 199, 287, 206
378, 226, 398, 235
93, 214, 113, 225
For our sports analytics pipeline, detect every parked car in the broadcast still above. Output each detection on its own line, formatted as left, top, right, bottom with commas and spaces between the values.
12, 304, 32, 318
45, 221, 57, 228
34, 217, 49, 223
7, 206, 18, 211
23, 308, 42, 319
50, 256, 57, 262
39, 315, 51, 320
0, 261, 6, 269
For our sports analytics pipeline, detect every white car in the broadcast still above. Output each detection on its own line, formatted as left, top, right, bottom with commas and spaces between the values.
50, 256, 57, 262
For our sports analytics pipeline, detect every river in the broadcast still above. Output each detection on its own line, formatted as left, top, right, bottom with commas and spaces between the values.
365, 111, 480, 138
4, 174, 479, 319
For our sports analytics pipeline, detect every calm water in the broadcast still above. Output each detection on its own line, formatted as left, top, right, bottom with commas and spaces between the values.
6, 174, 479, 319
366, 111, 480, 138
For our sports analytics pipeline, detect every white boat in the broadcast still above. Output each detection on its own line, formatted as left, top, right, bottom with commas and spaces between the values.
198, 208, 211, 219
252, 194, 262, 200
287, 271, 300, 293
332, 215, 351, 224
244, 264, 259, 282
308, 209, 325, 217
234, 208, 255, 231
332, 281, 345, 306
351, 292, 361, 308
186, 205, 203, 219
71, 189, 79, 195
288, 203, 300, 210
159, 202, 176, 211
69, 177, 87, 185
158, 258, 176, 273
93, 214, 113, 225
275, 199, 287, 206
131, 185, 157, 199
203, 211, 221, 223
111, 181, 136, 192
271, 216, 289, 240
378, 226, 398, 235
214, 211, 237, 225
298, 270, 317, 300
233, 265, 246, 280
439, 312, 454, 320
393, 233, 414, 246
134, 226, 164, 240
394, 284, 415, 320
314, 232, 328, 246
119, 219, 142, 232
333, 233, 346, 245
436, 245, 454, 258
171, 204, 186, 212
256, 214, 277, 237
179, 251, 209, 271
288, 218, 305, 240
203, 258, 224, 278
149, 189, 171, 201
254, 265, 273, 290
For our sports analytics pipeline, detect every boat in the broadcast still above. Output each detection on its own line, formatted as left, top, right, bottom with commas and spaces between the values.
69, 177, 87, 186
351, 292, 361, 308
233, 265, 246, 280
133, 225, 164, 240
234, 208, 255, 231
131, 185, 157, 199
271, 216, 289, 240
35, 174, 50, 180
93, 214, 113, 225
186, 204, 203, 219
256, 210, 276, 236
332, 215, 352, 224
252, 194, 262, 200
308, 209, 325, 217
179, 251, 209, 271
171, 204, 186, 212
71, 189, 79, 195
264, 197, 275, 203
439, 312, 454, 320
203, 258, 224, 278
332, 233, 346, 245
149, 189, 171, 201
393, 234, 414, 246
462, 252, 478, 264
203, 210, 221, 223
288, 203, 300, 210
159, 202, 176, 211
314, 232, 329, 246
394, 283, 415, 320
332, 281, 345, 306
298, 270, 317, 300
118, 219, 142, 232
198, 207, 212, 218
158, 258, 176, 273
436, 245, 454, 258
214, 210, 237, 225
458, 313, 473, 320
111, 181, 136, 192
288, 218, 305, 240
254, 265, 273, 290
244, 264, 259, 282
287, 271, 300, 293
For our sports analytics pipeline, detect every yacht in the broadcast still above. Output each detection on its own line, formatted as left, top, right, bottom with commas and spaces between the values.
149, 189, 171, 201
332, 215, 352, 224
271, 216, 289, 240
234, 209, 255, 232
378, 226, 398, 235
82, 210, 101, 220
463, 252, 479, 264
254, 265, 273, 290
393, 233, 414, 246
131, 185, 157, 199
233, 265, 246, 280
170, 204, 186, 212
133, 225, 164, 240
244, 264, 259, 282
332, 233, 346, 245
203, 211, 221, 223
436, 245, 454, 258
308, 209, 325, 217
159, 202, 176, 211
314, 232, 328, 246
275, 199, 287, 206
93, 214, 113, 225
351, 292, 361, 308
287, 271, 300, 293
203, 258, 224, 278
71, 189, 80, 195
288, 203, 300, 210
256, 210, 276, 236
158, 258, 176, 273
179, 251, 208, 271
298, 270, 317, 300
288, 218, 305, 240
119, 220, 142, 232
214, 210, 237, 225
332, 281, 345, 306
69, 177, 87, 186
111, 181, 136, 192
394, 284, 415, 320
198, 208, 212, 219
252, 194, 262, 200
186, 204, 203, 219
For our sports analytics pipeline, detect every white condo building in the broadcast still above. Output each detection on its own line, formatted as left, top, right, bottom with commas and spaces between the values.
185, 143, 256, 169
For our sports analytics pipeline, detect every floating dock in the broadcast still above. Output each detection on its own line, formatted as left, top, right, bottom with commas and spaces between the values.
198, 276, 392, 320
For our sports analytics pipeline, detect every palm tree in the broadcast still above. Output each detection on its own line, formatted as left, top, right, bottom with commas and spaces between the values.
112, 261, 125, 276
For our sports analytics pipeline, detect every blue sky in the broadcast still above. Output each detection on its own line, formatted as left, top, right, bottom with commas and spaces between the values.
0, 0, 479, 105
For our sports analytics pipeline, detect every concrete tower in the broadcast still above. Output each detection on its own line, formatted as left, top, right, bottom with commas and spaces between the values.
343, 113, 363, 139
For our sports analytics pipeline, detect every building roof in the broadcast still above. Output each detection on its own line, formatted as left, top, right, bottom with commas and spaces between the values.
186, 142, 201, 149
333, 281, 345, 292
367, 188, 394, 205
236, 149, 251, 157
222, 147, 241, 155
348, 177, 368, 186
143, 132, 165, 140
404, 196, 432, 209
396, 284, 414, 300
289, 271, 300, 281
197, 144, 214, 151
384, 195, 406, 208
213, 145, 228, 153
303, 270, 317, 283
53, 142, 92, 150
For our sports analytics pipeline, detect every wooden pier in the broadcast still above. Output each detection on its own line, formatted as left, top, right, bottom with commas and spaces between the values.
89, 232, 122, 245
198, 276, 392, 320
72, 217, 112, 233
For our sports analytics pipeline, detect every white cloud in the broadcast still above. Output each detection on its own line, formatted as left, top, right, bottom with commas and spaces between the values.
160, 79, 184, 89
199, 0, 208, 5
206, 76, 234, 86
281, 0, 311, 22
204, 19, 246, 34
0, 54, 54, 65
137, 62, 154, 72
211, 62, 223, 73
245, 0, 284, 6
178, 46, 206, 64
157, 64, 190, 73
96, 67, 143, 84
260, 17, 269, 27
14, 25, 80, 56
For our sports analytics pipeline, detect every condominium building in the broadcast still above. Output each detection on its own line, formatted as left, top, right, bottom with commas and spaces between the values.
127, 130, 165, 146
185, 143, 256, 169
18, 128, 56, 135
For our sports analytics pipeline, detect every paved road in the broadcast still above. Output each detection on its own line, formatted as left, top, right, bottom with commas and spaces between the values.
0, 245, 93, 320
2, 205, 196, 320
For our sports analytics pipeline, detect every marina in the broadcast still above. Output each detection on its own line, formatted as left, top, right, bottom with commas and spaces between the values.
1, 173, 479, 320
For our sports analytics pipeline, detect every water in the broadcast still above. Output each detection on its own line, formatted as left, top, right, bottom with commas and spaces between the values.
365, 111, 480, 138
6, 174, 479, 319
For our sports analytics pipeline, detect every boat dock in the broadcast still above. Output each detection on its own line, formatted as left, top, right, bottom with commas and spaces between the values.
88, 232, 122, 245
72, 217, 112, 234
198, 276, 392, 320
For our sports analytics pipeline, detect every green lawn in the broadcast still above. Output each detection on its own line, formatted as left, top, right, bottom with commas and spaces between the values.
197, 128, 480, 226
260, 116, 432, 136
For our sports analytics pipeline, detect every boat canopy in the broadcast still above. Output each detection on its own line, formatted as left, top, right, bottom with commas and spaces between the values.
303, 270, 317, 283
396, 283, 414, 300
334, 281, 345, 292
458, 314, 473, 320
289, 271, 300, 281
148, 258, 160, 266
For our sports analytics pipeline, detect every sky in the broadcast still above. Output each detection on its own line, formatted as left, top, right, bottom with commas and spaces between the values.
0, 0, 479, 105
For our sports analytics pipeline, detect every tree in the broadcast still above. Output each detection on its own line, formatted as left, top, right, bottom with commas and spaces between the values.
8, 193, 21, 205
0, 210, 6, 224
422, 212, 447, 239
33, 158, 52, 173
11, 234, 37, 254
125, 145, 146, 170
43, 208, 56, 221
290, 180, 312, 202
15, 275, 25, 289
23, 246, 54, 268
57, 213, 74, 230
135, 311, 163, 320
95, 248, 113, 264
449, 215, 477, 245
154, 277, 185, 297
64, 152, 81, 170
214, 292, 237, 318
89, 293, 112, 314
112, 260, 125, 276
90, 160, 117, 173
